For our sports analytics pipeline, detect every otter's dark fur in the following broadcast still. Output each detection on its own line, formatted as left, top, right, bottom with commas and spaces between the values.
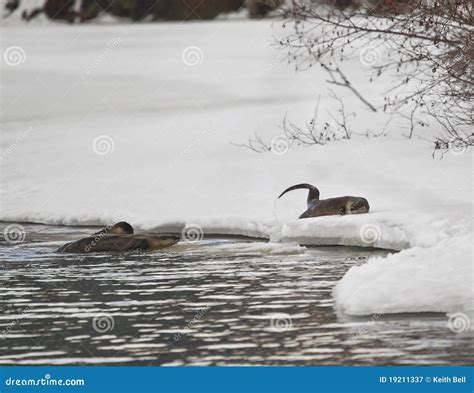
57, 222, 179, 253
57, 234, 180, 253
92, 221, 134, 236
278, 183, 370, 218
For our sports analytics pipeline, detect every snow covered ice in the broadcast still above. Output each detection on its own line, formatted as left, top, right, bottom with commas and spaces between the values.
1, 20, 472, 318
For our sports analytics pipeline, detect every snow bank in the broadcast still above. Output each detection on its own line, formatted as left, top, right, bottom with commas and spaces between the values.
334, 234, 473, 315
1, 21, 472, 316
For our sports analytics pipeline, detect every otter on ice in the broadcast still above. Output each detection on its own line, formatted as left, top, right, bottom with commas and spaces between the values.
278, 183, 370, 218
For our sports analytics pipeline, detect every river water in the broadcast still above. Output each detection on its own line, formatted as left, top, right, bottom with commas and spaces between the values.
0, 222, 472, 365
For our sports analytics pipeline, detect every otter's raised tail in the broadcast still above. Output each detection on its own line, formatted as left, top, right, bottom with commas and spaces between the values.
278, 183, 320, 207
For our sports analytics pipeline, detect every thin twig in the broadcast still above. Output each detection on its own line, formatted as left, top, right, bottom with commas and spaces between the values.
322, 64, 377, 112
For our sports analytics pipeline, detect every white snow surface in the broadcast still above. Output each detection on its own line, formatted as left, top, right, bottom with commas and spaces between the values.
1, 21, 472, 316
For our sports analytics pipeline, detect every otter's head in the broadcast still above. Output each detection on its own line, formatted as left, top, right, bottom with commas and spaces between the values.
147, 235, 180, 250
347, 198, 370, 215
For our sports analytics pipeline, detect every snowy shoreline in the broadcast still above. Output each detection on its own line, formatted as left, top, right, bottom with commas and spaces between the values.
0, 215, 406, 251
1, 21, 472, 318
2, 201, 471, 319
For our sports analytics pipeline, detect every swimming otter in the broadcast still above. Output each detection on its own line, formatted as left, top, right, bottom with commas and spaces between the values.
278, 183, 370, 218
57, 234, 180, 253
57, 222, 179, 253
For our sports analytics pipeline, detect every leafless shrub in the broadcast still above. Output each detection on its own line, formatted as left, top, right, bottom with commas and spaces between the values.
279, 0, 474, 153
232, 93, 353, 152
231, 131, 273, 153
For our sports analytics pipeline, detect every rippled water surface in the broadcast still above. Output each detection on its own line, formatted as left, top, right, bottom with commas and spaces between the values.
0, 223, 472, 365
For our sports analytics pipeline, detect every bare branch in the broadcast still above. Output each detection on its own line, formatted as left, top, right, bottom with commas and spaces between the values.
322, 64, 377, 112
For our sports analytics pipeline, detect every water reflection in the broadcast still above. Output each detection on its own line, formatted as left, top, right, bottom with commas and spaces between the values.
0, 223, 472, 365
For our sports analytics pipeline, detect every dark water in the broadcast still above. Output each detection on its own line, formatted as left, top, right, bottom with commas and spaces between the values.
0, 222, 472, 366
